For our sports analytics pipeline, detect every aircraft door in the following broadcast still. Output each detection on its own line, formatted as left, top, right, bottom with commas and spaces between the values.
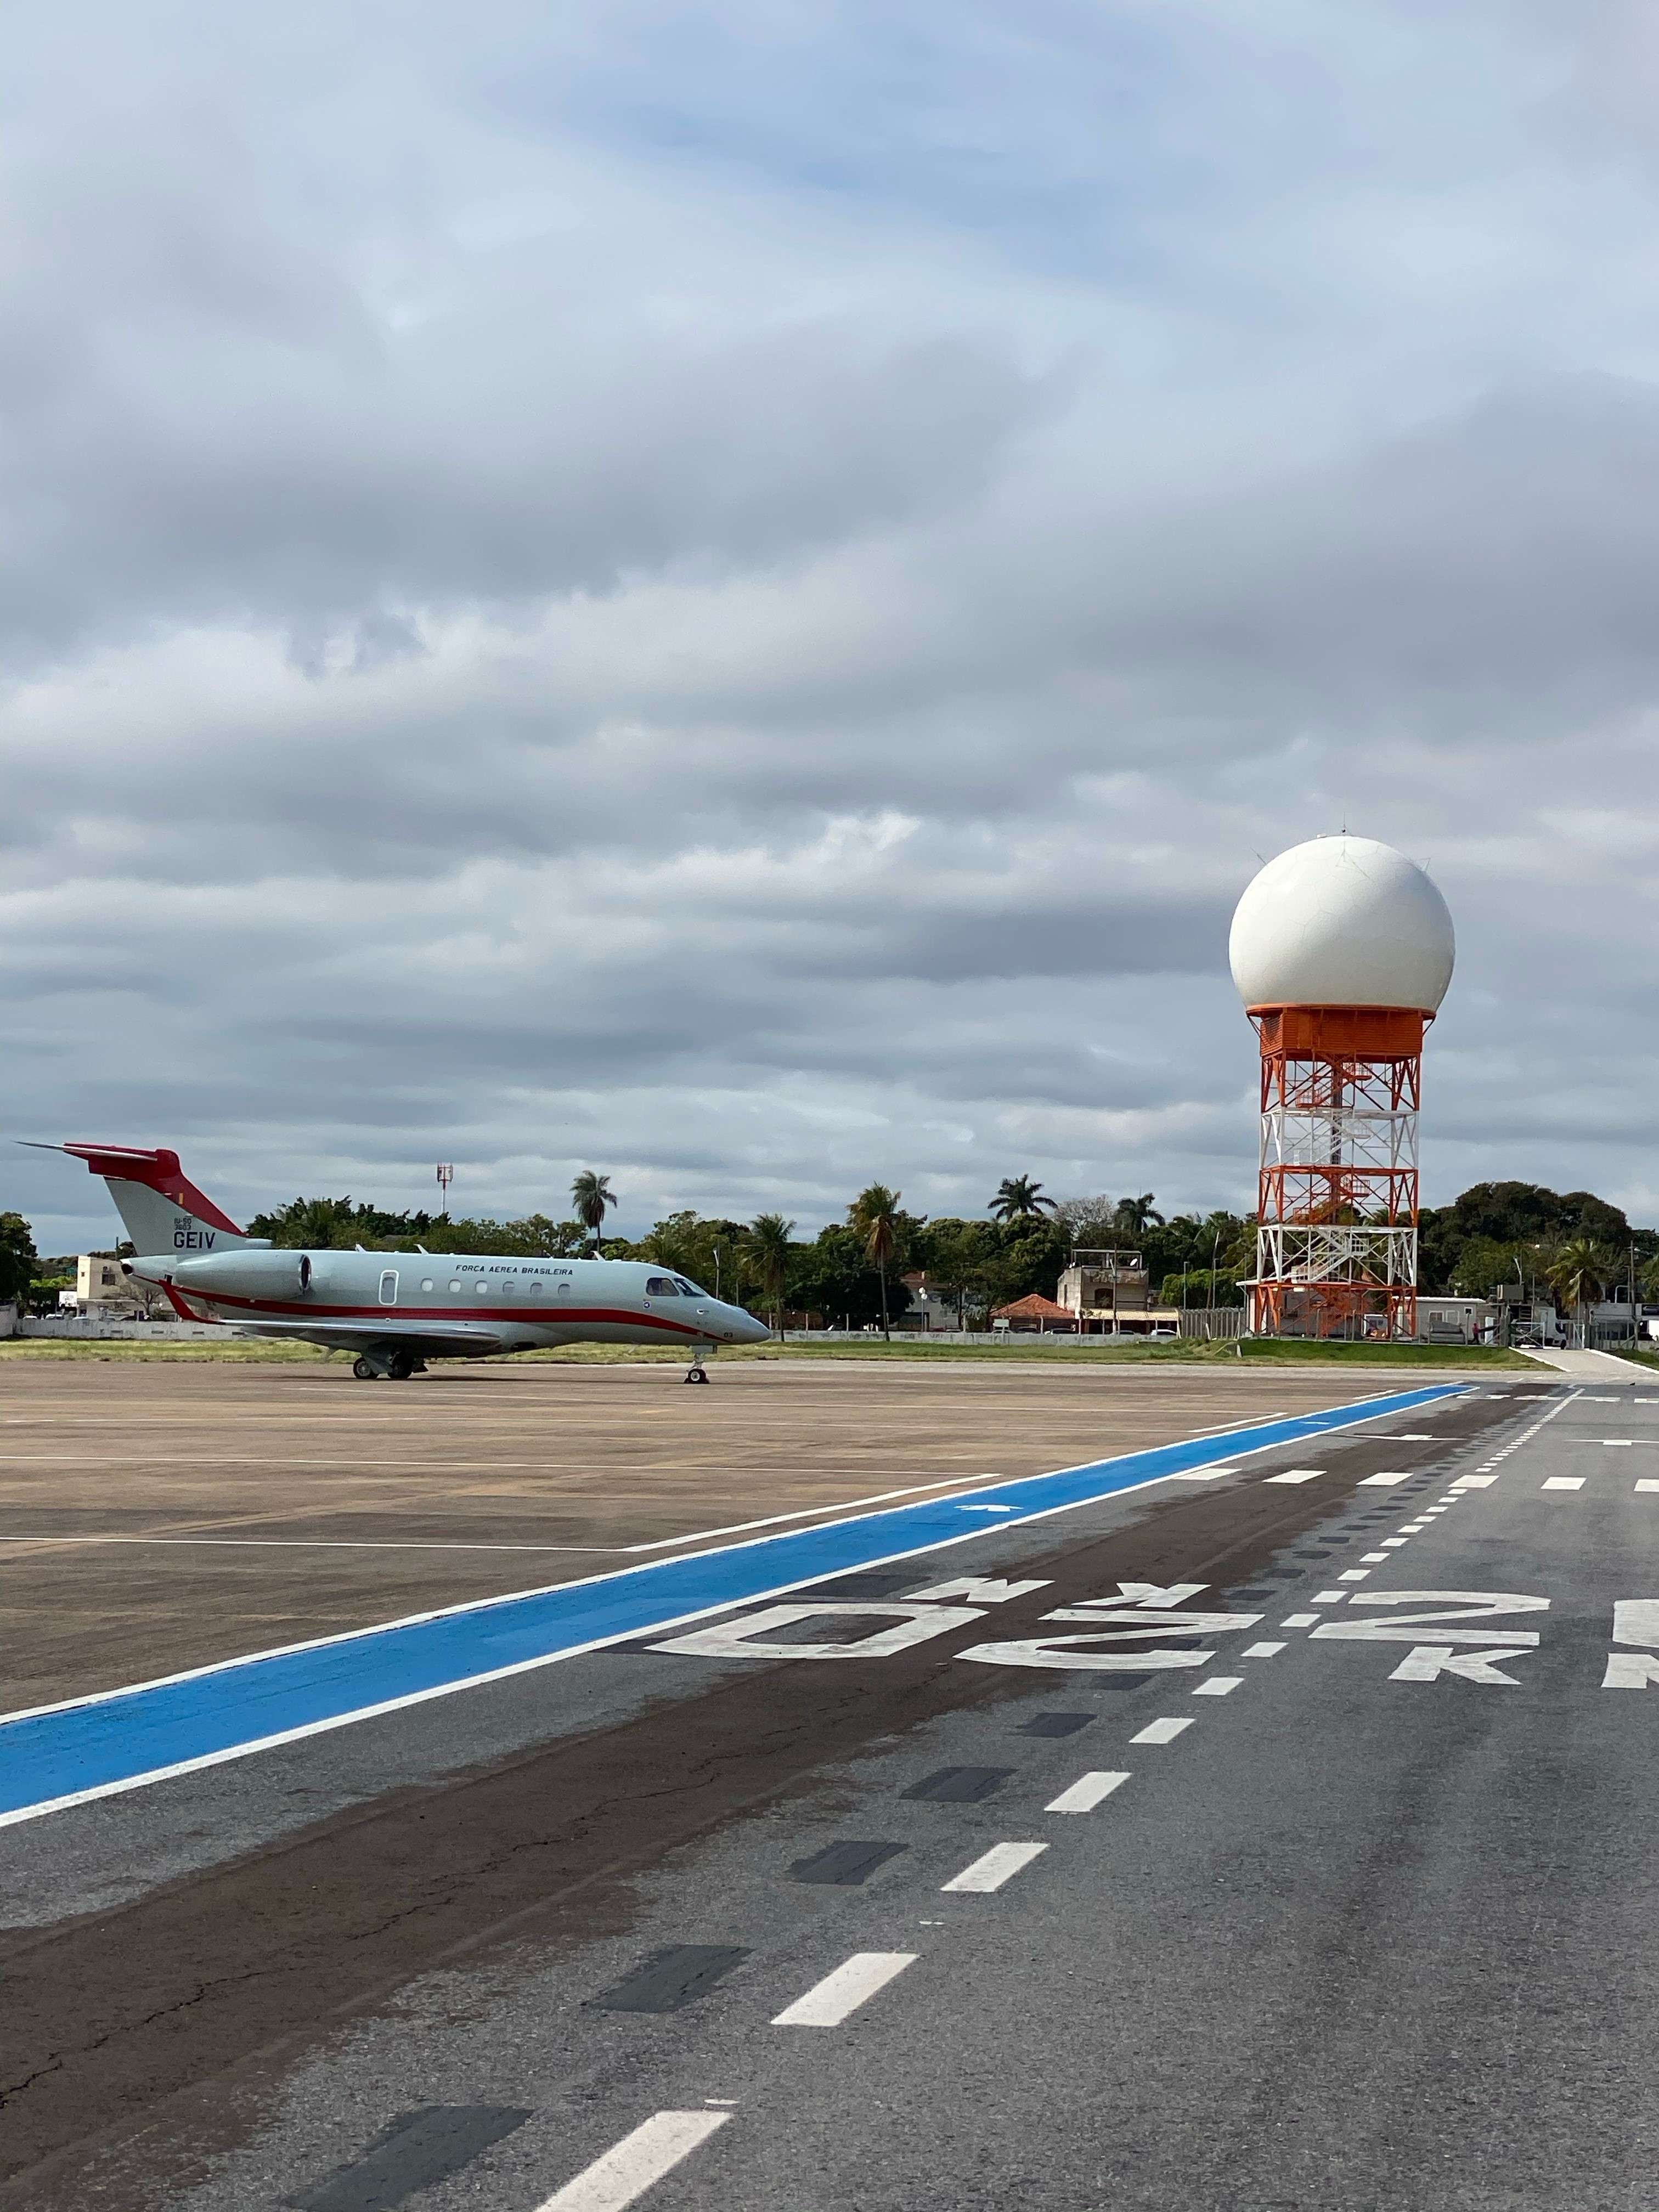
379, 1269, 399, 1306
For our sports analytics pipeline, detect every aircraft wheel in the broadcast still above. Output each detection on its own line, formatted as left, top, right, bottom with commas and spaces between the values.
353, 1358, 379, 1381
386, 1350, 415, 1381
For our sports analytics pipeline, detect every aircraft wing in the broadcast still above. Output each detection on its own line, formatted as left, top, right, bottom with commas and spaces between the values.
228, 1318, 518, 1355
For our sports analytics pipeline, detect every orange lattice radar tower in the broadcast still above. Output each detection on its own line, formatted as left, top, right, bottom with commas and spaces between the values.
1229, 836, 1455, 1342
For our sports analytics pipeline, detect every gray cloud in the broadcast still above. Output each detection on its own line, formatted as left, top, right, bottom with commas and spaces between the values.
5, 1, 1659, 1252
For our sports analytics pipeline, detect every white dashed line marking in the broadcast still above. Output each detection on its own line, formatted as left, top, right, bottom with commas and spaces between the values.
1280, 1613, 1318, 1628
1192, 1676, 1242, 1696
1338, 1569, 1370, 1582
941, 1842, 1049, 1892
1636, 1481, 1659, 1494
1452, 1475, 1498, 1489
1380, 1539, 1409, 1548
1542, 1477, 1585, 1491
1311, 1590, 1347, 1603
1362, 1553, 1389, 1563
772, 1953, 917, 2027
533, 2111, 732, 2211
1359, 1472, 1413, 1486
1241, 1641, 1286, 1657
1131, 1717, 1194, 1745
1044, 1770, 1131, 1813
1264, 1470, 1325, 1485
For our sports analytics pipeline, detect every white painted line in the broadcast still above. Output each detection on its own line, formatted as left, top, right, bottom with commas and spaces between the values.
1362, 1553, 1389, 1563
1452, 1475, 1498, 1488
1381, 1539, 1409, 1548
1595, 1440, 1635, 1448
1636, 1480, 1659, 1493
624, 1476, 1008, 1551
1280, 1612, 1318, 1628
1192, 1675, 1242, 1696
533, 2110, 731, 2212
1400, 1523, 1429, 1531
1130, 1717, 1194, 1745
772, 1952, 917, 2026
1241, 1640, 1285, 1657
1044, 1770, 1131, 1813
1392, 1434, 1440, 1441
1338, 1569, 1370, 1582
1542, 1477, 1585, 1491
1311, 1590, 1347, 1603
1263, 1470, 1324, 1484
941, 1841, 1049, 1892
1173, 1468, 1236, 1481
1359, 1472, 1412, 1486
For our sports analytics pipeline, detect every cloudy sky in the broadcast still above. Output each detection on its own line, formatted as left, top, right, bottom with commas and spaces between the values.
6, 0, 1658, 1252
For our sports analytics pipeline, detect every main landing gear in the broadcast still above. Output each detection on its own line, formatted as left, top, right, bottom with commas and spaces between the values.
353, 1351, 427, 1381
684, 1351, 712, 1385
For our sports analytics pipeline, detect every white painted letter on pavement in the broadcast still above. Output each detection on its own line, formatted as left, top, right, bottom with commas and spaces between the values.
958, 1635, 1213, 1672
906, 1577, 1051, 1605
1602, 1652, 1659, 1689
1611, 1599, 1659, 1647
651, 1602, 984, 1662
1389, 1645, 1531, 1685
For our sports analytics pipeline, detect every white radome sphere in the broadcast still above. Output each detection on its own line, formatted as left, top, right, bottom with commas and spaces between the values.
1229, 834, 1455, 1012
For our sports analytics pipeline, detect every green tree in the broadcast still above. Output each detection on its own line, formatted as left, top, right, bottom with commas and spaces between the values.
789, 1224, 905, 1330
1544, 1238, 1616, 1343
849, 1183, 903, 1340
1114, 1192, 1164, 1236
989, 1176, 1056, 1226
571, 1171, 617, 1250
246, 1197, 438, 1248
743, 1212, 795, 1330
0, 1212, 38, 1307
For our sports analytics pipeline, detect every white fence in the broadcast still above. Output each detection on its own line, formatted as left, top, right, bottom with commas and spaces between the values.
15, 1316, 225, 1341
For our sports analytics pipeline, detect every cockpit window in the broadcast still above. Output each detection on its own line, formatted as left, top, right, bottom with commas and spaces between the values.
644, 1275, 680, 1296
673, 1277, 704, 1297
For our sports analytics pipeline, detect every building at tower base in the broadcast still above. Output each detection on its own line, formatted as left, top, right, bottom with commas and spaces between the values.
1229, 837, 1455, 1343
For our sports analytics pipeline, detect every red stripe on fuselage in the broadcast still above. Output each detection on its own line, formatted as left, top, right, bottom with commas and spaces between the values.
161, 1286, 708, 1337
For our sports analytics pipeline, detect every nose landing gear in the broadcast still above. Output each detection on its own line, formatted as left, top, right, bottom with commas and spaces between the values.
684, 1350, 712, 1384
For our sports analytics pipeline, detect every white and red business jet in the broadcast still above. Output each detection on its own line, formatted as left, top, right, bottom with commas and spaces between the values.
35, 1143, 769, 1381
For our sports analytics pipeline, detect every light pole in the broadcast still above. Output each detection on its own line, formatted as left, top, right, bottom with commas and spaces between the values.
435, 1164, 454, 1219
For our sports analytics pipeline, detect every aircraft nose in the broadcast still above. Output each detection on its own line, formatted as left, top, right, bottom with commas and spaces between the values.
733, 1306, 771, 1342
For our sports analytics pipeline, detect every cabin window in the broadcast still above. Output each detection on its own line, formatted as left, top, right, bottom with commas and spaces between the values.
673, 1277, 702, 1297
500, 1280, 517, 1297
420, 1278, 435, 1293
477, 1280, 490, 1295
645, 1275, 679, 1295
557, 1284, 571, 1298
448, 1280, 461, 1293
526, 1280, 543, 1295
378, 1271, 398, 1306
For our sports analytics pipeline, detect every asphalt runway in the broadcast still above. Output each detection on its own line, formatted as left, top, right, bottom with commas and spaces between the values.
0, 1358, 1394, 1707
4, 1363, 1656, 2210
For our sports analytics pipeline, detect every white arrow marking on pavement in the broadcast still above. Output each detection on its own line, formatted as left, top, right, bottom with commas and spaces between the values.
1389, 1646, 1531, 1684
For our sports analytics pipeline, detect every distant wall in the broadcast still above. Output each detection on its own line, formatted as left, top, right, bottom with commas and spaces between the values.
16, 1317, 224, 1341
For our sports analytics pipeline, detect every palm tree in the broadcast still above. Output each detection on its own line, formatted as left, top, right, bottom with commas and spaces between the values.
1545, 1238, 1615, 1348
990, 1175, 1056, 1225
744, 1212, 795, 1333
850, 1183, 902, 1340
570, 1170, 617, 1251
1113, 1192, 1164, 1237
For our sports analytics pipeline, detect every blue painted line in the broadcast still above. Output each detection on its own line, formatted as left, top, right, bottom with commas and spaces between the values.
0, 1383, 1463, 1821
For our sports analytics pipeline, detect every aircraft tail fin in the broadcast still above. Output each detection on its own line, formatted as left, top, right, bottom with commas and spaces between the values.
28, 1143, 259, 1257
